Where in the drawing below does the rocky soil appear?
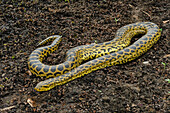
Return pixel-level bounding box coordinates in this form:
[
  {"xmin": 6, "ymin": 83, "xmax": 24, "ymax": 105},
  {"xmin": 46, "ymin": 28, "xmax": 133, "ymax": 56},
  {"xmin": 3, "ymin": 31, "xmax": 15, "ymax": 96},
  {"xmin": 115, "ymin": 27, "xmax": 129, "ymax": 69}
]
[{"xmin": 0, "ymin": 0, "xmax": 169, "ymax": 112}]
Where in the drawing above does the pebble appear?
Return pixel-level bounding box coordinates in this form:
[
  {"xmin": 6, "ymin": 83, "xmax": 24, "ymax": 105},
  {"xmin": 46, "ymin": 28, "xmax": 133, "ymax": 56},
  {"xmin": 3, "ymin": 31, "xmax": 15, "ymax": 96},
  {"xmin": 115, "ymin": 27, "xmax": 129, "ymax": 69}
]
[
  {"xmin": 143, "ymin": 61, "xmax": 150, "ymax": 65},
  {"xmin": 102, "ymin": 96, "xmax": 110, "ymax": 103}
]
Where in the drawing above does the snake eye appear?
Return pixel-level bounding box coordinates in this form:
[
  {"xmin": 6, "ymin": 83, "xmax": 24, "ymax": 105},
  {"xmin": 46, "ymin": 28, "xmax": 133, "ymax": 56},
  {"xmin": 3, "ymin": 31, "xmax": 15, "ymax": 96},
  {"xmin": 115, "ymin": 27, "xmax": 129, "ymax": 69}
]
[{"xmin": 42, "ymin": 85, "xmax": 49, "ymax": 88}]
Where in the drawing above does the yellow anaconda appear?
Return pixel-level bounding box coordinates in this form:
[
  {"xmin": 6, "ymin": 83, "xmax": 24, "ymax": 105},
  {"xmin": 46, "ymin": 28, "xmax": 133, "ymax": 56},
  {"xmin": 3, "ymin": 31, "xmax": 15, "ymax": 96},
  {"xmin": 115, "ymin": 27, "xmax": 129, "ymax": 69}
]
[{"xmin": 28, "ymin": 22, "xmax": 161, "ymax": 91}]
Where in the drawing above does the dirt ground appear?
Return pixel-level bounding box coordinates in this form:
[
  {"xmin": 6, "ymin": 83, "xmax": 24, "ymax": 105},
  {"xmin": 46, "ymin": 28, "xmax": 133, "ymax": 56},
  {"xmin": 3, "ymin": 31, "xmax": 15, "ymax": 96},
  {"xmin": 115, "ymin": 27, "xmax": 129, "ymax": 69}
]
[{"xmin": 0, "ymin": 0, "xmax": 169, "ymax": 112}]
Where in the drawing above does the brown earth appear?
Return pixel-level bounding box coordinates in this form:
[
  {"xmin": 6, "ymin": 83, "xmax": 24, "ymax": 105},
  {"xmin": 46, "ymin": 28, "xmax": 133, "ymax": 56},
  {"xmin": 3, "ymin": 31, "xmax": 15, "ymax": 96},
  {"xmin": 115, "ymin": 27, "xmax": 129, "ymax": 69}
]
[{"xmin": 0, "ymin": 0, "xmax": 169, "ymax": 112}]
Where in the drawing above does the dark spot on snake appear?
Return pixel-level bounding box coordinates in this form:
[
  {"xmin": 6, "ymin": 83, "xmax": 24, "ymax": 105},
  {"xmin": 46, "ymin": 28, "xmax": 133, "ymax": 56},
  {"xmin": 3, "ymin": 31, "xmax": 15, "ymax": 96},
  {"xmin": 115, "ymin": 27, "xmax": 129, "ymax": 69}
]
[
  {"xmin": 94, "ymin": 45, "xmax": 100, "ymax": 47},
  {"xmin": 131, "ymin": 49, "xmax": 135, "ymax": 53},
  {"xmin": 107, "ymin": 48, "xmax": 112, "ymax": 52},
  {"xmin": 47, "ymin": 73, "xmax": 53, "ymax": 76},
  {"xmin": 133, "ymin": 24, "xmax": 137, "ymax": 27},
  {"xmin": 37, "ymin": 49, "xmax": 44, "ymax": 52},
  {"xmin": 100, "ymin": 53, "xmax": 104, "ymax": 56},
  {"xmin": 105, "ymin": 42, "xmax": 111, "ymax": 45},
  {"xmin": 130, "ymin": 46, "xmax": 136, "ymax": 50},
  {"xmin": 105, "ymin": 58, "xmax": 110, "ymax": 61},
  {"xmin": 67, "ymin": 56, "xmax": 75, "ymax": 61},
  {"xmin": 39, "ymin": 71, "xmax": 44, "ymax": 75},
  {"xmin": 139, "ymin": 41, "xmax": 144, "ymax": 44},
  {"xmin": 98, "ymin": 60, "xmax": 103, "ymax": 64},
  {"xmin": 43, "ymin": 66, "xmax": 49, "ymax": 72},
  {"xmin": 154, "ymin": 29, "xmax": 158, "ymax": 32},
  {"xmin": 81, "ymin": 68, "xmax": 86, "ymax": 71},
  {"xmin": 32, "ymin": 64, "xmax": 37, "ymax": 68},
  {"xmin": 64, "ymin": 62, "xmax": 70, "ymax": 68},
  {"xmin": 71, "ymin": 58, "xmax": 75, "ymax": 62},
  {"xmin": 124, "ymin": 52, "xmax": 129, "ymax": 55},
  {"xmin": 70, "ymin": 63, "xmax": 74, "ymax": 67},
  {"xmin": 99, "ymin": 57, "xmax": 105, "ymax": 61},
  {"xmin": 118, "ymin": 51, "xmax": 123, "ymax": 54},
  {"xmin": 54, "ymin": 72, "xmax": 61, "ymax": 76},
  {"xmin": 105, "ymin": 55, "xmax": 111, "ymax": 58},
  {"xmin": 91, "ymin": 63, "xmax": 96, "ymax": 66},
  {"xmin": 93, "ymin": 59, "xmax": 98, "ymax": 63},
  {"xmin": 48, "ymin": 46, "xmax": 52, "ymax": 49},
  {"xmin": 34, "ymin": 70, "xmax": 38, "ymax": 75},
  {"xmin": 71, "ymin": 69, "xmax": 76, "ymax": 73},
  {"xmin": 63, "ymin": 69, "xmax": 69, "ymax": 74},
  {"xmin": 58, "ymin": 65, "xmax": 64, "ymax": 71},
  {"xmin": 111, "ymin": 53, "xmax": 117, "ymax": 56},
  {"xmin": 86, "ymin": 62, "xmax": 92, "ymax": 66},
  {"xmin": 124, "ymin": 48, "xmax": 130, "ymax": 52},
  {"xmin": 140, "ymin": 44, "xmax": 144, "ymax": 47},
  {"xmin": 128, "ymin": 26, "xmax": 132, "ymax": 29},
  {"xmin": 85, "ymin": 66, "xmax": 89, "ymax": 68},
  {"xmin": 117, "ymin": 55, "xmax": 121, "ymax": 58},
  {"xmin": 36, "ymin": 66, "xmax": 42, "ymax": 71},
  {"xmin": 74, "ymin": 56, "xmax": 78, "ymax": 60},
  {"xmin": 64, "ymin": 74, "xmax": 70, "ymax": 78},
  {"xmin": 154, "ymin": 34, "xmax": 158, "ymax": 37},
  {"xmin": 136, "ymin": 44, "xmax": 139, "ymax": 46},
  {"xmin": 143, "ymin": 37, "xmax": 148, "ymax": 40},
  {"xmin": 59, "ymin": 77, "xmax": 64, "ymax": 81},
  {"xmin": 118, "ymin": 33, "xmax": 123, "ymax": 36},
  {"xmin": 68, "ymin": 54, "xmax": 75, "ymax": 59},
  {"xmin": 101, "ymin": 49, "xmax": 106, "ymax": 52},
  {"xmin": 76, "ymin": 69, "xmax": 81, "ymax": 73},
  {"xmin": 51, "ymin": 67, "xmax": 56, "ymax": 72},
  {"xmin": 147, "ymin": 35, "xmax": 152, "ymax": 37},
  {"xmin": 44, "ymin": 48, "xmax": 48, "ymax": 50}
]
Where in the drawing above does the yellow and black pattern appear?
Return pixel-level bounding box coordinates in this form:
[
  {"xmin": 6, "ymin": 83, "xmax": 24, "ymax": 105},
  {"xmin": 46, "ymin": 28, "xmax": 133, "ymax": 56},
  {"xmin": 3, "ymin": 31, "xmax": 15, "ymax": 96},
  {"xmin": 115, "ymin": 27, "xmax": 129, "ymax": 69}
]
[{"xmin": 28, "ymin": 22, "xmax": 161, "ymax": 91}]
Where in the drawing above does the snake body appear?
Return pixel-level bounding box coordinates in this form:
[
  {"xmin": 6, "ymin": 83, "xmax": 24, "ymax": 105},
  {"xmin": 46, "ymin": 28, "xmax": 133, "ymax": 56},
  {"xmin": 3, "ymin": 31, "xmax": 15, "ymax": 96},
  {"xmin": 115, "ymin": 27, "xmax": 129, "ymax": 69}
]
[{"xmin": 28, "ymin": 22, "xmax": 161, "ymax": 91}]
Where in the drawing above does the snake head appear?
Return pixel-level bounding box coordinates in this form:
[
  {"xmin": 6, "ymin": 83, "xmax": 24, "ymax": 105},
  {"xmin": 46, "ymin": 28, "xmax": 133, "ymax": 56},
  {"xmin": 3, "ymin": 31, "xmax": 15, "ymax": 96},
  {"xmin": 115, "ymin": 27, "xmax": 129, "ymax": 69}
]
[{"xmin": 34, "ymin": 79, "xmax": 56, "ymax": 92}]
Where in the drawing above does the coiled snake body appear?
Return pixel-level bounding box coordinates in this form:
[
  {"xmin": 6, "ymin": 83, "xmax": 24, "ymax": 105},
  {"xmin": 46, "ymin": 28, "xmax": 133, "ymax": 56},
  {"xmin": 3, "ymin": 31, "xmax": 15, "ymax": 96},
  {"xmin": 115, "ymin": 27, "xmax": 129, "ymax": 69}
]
[{"xmin": 28, "ymin": 22, "xmax": 161, "ymax": 91}]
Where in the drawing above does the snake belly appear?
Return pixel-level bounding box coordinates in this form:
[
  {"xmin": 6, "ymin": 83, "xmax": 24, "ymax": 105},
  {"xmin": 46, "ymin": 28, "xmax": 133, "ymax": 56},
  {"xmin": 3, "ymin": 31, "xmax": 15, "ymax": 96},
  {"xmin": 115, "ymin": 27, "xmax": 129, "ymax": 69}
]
[{"xmin": 28, "ymin": 22, "xmax": 161, "ymax": 91}]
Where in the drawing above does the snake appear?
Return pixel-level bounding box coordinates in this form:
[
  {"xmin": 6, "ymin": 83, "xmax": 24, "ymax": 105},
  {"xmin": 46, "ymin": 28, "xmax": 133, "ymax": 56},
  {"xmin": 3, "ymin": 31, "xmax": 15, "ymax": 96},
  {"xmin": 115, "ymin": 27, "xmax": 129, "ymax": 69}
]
[{"xmin": 28, "ymin": 22, "xmax": 161, "ymax": 91}]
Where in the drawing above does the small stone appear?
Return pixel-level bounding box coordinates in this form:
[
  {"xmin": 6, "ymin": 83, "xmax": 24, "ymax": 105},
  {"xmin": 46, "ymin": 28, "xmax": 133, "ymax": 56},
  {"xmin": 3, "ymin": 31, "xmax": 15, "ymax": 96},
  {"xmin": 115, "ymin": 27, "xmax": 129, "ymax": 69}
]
[
  {"xmin": 143, "ymin": 61, "xmax": 150, "ymax": 65},
  {"xmin": 102, "ymin": 96, "xmax": 110, "ymax": 103},
  {"xmin": 2, "ymin": 73, "xmax": 6, "ymax": 77},
  {"xmin": 163, "ymin": 54, "xmax": 170, "ymax": 58},
  {"xmin": 27, "ymin": 98, "xmax": 36, "ymax": 107},
  {"xmin": 27, "ymin": 70, "xmax": 32, "ymax": 76}
]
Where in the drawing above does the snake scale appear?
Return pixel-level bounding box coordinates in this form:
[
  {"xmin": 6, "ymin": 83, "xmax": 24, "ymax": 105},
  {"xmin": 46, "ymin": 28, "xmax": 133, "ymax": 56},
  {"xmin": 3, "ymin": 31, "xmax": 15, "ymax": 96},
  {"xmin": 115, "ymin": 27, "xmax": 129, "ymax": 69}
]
[{"xmin": 28, "ymin": 22, "xmax": 161, "ymax": 91}]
